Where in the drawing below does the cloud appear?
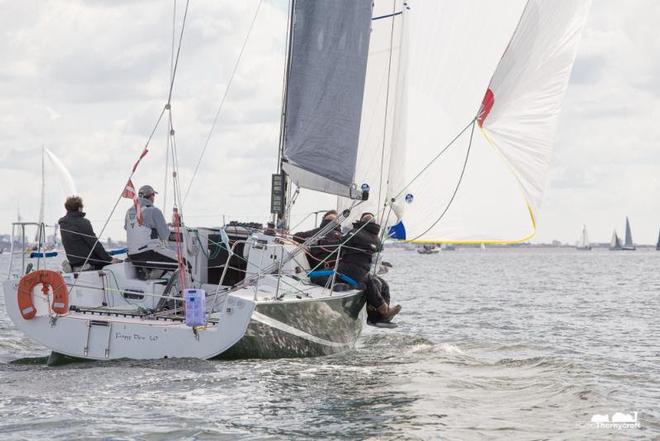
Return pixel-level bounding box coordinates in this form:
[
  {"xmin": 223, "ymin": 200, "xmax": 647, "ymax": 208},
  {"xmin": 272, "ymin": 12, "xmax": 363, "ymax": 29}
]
[
  {"xmin": 537, "ymin": 0, "xmax": 660, "ymax": 243},
  {"xmin": 0, "ymin": 0, "xmax": 658, "ymax": 245}
]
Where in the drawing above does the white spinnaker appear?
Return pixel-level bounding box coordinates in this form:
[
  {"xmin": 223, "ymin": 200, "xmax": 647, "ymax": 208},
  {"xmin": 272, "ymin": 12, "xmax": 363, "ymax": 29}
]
[
  {"xmin": 478, "ymin": 0, "xmax": 592, "ymax": 221},
  {"xmin": 337, "ymin": 0, "xmax": 405, "ymax": 225},
  {"xmin": 393, "ymin": 0, "xmax": 589, "ymax": 242}
]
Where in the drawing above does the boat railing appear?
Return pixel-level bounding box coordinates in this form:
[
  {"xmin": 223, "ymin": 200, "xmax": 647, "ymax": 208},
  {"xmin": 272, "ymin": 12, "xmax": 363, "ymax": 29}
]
[
  {"xmin": 211, "ymin": 237, "xmax": 344, "ymax": 307},
  {"xmin": 5, "ymin": 222, "xmax": 63, "ymax": 280}
]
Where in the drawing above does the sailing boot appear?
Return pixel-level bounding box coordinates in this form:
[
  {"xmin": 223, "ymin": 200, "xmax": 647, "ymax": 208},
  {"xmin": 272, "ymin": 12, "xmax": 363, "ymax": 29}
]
[
  {"xmin": 366, "ymin": 304, "xmax": 380, "ymax": 324},
  {"xmin": 376, "ymin": 303, "xmax": 401, "ymax": 323}
]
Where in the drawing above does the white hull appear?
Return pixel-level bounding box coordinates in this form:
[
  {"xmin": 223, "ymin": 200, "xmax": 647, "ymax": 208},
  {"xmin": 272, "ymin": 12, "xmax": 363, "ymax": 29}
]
[
  {"xmin": 4, "ymin": 231, "xmax": 365, "ymax": 362},
  {"xmin": 3, "ymin": 278, "xmax": 254, "ymax": 361}
]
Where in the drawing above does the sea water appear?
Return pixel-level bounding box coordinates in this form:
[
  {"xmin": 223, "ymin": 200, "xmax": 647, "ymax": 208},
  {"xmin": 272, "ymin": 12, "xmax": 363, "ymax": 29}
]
[{"xmin": 0, "ymin": 248, "xmax": 658, "ymax": 440}]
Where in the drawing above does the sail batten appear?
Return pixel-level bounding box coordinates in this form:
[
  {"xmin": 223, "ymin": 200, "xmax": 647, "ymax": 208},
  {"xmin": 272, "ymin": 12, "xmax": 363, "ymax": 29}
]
[{"xmin": 282, "ymin": 0, "xmax": 373, "ymax": 198}]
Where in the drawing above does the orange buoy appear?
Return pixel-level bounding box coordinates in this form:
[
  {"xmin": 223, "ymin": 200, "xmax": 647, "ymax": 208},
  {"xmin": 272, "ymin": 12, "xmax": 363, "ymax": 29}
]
[{"xmin": 17, "ymin": 270, "xmax": 69, "ymax": 320}]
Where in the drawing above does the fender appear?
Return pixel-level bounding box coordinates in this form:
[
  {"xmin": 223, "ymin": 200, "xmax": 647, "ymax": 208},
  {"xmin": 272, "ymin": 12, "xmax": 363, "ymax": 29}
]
[{"xmin": 17, "ymin": 270, "xmax": 69, "ymax": 320}]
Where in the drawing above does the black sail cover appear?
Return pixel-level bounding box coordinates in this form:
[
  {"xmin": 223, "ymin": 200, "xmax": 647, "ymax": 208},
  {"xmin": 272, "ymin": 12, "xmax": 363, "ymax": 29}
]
[{"xmin": 282, "ymin": 0, "xmax": 372, "ymax": 198}]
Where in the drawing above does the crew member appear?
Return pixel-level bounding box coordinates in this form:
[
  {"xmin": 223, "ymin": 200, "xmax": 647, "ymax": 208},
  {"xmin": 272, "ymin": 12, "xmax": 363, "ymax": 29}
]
[
  {"xmin": 293, "ymin": 210, "xmax": 342, "ymax": 271},
  {"xmin": 59, "ymin": 196, "xmax": 119, "ymax": 271},
  {"xmin": 338, "ymin": 212, "xmax": 401, "ymax": 324},
  {"xmin": 125, "ymin": 185, "xmax": 178, "ymax": 273}
]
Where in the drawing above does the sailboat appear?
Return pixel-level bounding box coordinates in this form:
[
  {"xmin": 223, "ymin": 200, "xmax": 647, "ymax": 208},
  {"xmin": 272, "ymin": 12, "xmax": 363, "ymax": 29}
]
[
  {"xmin": 576, "ymin": 225, "xmax": 591, "ymax": 250},
  {"xmin": 416, "ymin": 244, "xmax": 438, "ymax": 254},
  {"xmin": 656, "ymin": 228, "xmax": 660, "ymax": 251},
  {"xmin": 3, "ymin": 0, "xmax": 590, "ymax": 363},
  {"xmin": 622, "ymin": 217, "xmax": 636, "ymax": 250},
  {"xmin": 609, "ymin": 230, "xmax": 622, "ymax": 250}
]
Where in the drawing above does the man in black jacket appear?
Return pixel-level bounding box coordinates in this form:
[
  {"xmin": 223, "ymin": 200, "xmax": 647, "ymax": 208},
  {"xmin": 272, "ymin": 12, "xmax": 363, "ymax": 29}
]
[
  {"xmin": 338, "ymin": 212, "xmax": 401, "ymax": 324},
  {"xmin": 59, "ymin": 196, "xmax": 118, "ymax": 271},
  {"xmin": 293, "ymin": 210, "xmax": 342, "ymax": 271}
]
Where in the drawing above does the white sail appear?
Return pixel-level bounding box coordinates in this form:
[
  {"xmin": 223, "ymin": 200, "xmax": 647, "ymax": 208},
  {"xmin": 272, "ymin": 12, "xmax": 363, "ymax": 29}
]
[
  {"xmin": 577, "ymin": 224, "xmax": 590, "ymax": 249},
  {"xmin": 623, "ymin": 217, "xmax": 635, "ymax": 249},
  {"xmin": 383, "ymin": 0, "xmax": 590, "ymax": 243},
  {"xmin": 337, "ymin": 0, "xmax": 407, "ymax": 225},
  {"xmin": 45, "ymin": 147, "xmax": 78, "ymax": 196}
]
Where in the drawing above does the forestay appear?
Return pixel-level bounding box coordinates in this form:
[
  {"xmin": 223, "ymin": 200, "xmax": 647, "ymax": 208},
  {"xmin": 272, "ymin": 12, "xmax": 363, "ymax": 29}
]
[
  {"xmin": 385, "ymin": 0, "xmax": 590, "ymax": 242},
  {"xmin": 282, "ymin": 0, "xmax": 372, "ymax": 198},
  {"xmin": 337, "ymin": 0, "xmax": 407, "ymax": 224}
]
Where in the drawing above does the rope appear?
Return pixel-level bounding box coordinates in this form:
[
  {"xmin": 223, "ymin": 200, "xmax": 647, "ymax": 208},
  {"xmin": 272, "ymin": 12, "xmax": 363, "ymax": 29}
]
[
  {"xmin": 392, "ymin": 117, "xmax": 475, "ymax": 202},
  {"xmin": 408, "ymin": 120, "xmax": 476, "ymax": 241},
  {"xmin": 183, "ymin": 0, "xmax": 264, "ymax": 205}
]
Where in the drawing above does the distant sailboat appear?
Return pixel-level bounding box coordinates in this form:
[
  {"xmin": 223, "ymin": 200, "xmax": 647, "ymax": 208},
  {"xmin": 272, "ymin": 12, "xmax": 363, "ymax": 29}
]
[
  {"xmin": 416, "ymin": 244, "xmax": 438, "ymax": 254},
  {"xmin": 656, "ymin": 228, "xmax": 660, "ymax": 251},
  {"xmin": 576, "ymin": 224, "xmax": 591, "ymax": 250},
  {"xmin": 609, "ymin": 230, "xmax": 622, "ymax": 251},
  {"xmin": 622, "ymin": 217, "xmax": 636, "ymax": 251},
  {"xmin": 480, "ymin": 243, "xmax": 486, "ymax": 251},
  {"xmin": 441, "ymin": 243, "xmax": 456, "ymax": 251}
]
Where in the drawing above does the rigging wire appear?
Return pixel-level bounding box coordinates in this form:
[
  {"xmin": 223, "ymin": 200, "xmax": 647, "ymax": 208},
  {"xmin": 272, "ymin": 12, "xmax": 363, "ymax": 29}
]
[
  {"xmin": 77, "ymin": 0, "xmax": 191, "ymax": 273},
  {"xmin": 391, "ymin": 117, "xmax": 476, "ymax": 201},
  {"xmin": 408, "ymin": 120, "xmax": 476, "ymax": 242},
  {"xmin": 76, "ymin": 106, "xmax": 167, "ymax": 273},
  {"xmin": 375, "ymin": 0, "xmax": 399, "ymax": 226},
  {"xmin": 163, "ymin": 0, "xmax": 178, "ymax": 215},
  {"xmin": 182, "ymin": 0, "xmax": 264, "ymax": 206},
  {"xmin": 167, "ymin": 0, "xmax": 190, "ymax": 106}
]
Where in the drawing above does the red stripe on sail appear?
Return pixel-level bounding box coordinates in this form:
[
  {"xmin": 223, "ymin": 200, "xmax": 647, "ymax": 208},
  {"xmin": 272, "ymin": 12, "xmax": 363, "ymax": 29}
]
[{"xmin": 477, "ymin": 88, "xmax": 494, "ymax": 128}]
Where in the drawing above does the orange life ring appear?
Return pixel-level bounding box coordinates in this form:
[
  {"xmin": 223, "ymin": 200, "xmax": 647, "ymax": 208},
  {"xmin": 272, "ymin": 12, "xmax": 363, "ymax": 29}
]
[{"xmin": 17, "ymin": 270, "xmax": 69, "ymax": 320}]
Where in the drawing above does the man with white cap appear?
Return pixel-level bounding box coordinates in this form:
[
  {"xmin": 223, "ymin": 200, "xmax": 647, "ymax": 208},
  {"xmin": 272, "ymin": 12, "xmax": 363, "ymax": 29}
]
[{"xmin": 124, "ymin": 184, "xmax": 178, "ymax": 274}]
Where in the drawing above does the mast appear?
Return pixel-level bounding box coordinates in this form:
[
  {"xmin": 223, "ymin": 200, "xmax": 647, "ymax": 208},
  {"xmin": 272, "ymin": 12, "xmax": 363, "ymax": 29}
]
[
  {"xmin": 38, "ymin": 146, "xmax": 45, "ymax": 227},
  {"xmin": 35, "ymin": 146, "xmax": 46, "ymax": 245},
  {"xmin": 273, "ymin": 0, "xmax": 296, "ymax": 229}
]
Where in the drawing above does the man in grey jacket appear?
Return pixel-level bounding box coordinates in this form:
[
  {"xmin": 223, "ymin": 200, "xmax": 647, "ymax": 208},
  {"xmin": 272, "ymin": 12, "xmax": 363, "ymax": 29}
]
[{"xmin": 125, "ymin": 185, "xmax": 178, "ymax": 273}]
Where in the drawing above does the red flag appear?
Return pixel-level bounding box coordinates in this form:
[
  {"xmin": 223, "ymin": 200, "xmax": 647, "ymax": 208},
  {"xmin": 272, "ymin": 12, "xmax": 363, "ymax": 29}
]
[
  {"xmin": 122, "ymin": 179, "xmax": 143, "ymax": 225},
  {"xmin": 122, "ymin": 179, "xmax": 136, "ymax": 199}
]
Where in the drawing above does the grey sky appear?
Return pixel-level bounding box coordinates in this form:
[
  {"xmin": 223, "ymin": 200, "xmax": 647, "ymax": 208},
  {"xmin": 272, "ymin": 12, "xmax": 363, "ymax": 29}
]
[{"xmin": 0, "ymin": 0, "xmax": 658, "ymax": 244}]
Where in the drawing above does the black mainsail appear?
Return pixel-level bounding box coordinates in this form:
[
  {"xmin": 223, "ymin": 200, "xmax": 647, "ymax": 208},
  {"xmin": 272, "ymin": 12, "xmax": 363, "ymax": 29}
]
[{"xmin": 281, "ymin": 0, "xmax": 372, "ymax": 199}]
